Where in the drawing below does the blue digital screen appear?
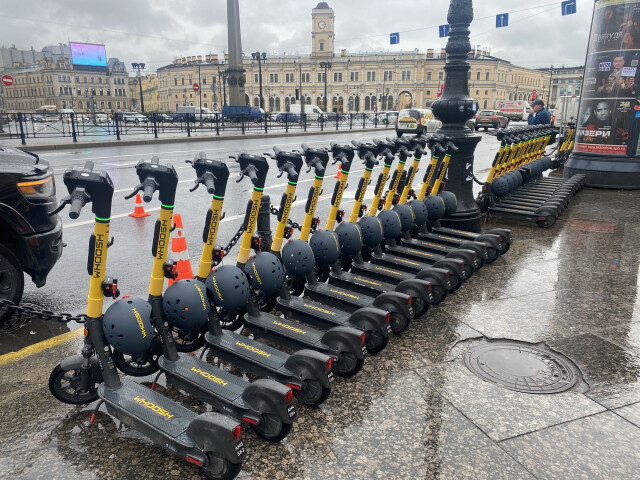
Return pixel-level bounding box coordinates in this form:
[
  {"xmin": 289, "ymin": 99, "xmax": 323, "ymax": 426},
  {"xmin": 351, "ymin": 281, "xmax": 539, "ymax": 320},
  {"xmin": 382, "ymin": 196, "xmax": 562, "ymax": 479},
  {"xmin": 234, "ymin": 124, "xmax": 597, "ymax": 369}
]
[{"xmin": 70, "ymin": 42, "xmax": 107, "ymax": 67}]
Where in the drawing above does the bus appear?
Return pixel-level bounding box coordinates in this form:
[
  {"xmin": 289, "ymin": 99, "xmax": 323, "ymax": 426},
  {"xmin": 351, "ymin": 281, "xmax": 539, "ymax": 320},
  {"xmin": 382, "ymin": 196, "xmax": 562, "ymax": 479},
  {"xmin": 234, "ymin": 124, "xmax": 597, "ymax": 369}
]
[{"xmin": 34, "ymin": 105, "xmax": 59, "ymax": 121}]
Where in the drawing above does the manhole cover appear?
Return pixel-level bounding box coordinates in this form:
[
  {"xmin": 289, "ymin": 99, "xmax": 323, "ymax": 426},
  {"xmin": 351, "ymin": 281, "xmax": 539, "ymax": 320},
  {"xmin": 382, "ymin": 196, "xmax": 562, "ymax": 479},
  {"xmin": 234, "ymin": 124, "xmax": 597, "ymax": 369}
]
[{"xmin": 463, "ymin": 342, "xmax": 580, "ymax": 394}]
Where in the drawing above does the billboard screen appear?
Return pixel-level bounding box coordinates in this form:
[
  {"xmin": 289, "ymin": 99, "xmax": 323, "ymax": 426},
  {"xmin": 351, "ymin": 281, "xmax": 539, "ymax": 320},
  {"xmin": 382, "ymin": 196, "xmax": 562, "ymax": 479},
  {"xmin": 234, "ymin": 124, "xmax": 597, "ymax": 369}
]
[{"xmin": 69, "ymin": 42, "xmax": 107, "ymax": 68}]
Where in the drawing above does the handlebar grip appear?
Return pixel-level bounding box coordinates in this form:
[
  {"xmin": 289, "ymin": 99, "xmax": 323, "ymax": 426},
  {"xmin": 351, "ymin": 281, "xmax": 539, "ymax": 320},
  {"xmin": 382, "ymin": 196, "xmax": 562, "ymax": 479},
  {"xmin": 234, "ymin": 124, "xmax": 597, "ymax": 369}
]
[
  {"xmin": 247, "ymin": 169, "xmax": 259, "ymax": 185},
  {"xmin": 204, "ymin": 175, "xmax": 216, "ymax": 194},
  {"xmin": 143, "ymin": 183, "xmax": 156, "ymax": 202},
  {"xmin": 150, "ymin": 156, "xmax": 160, "ymax": 164},
  {"xmin": 69, "ymin": 195, "xmax": 85, "ymax": 219},
  {"xmin": 273, "ymin": 146, "xmax": 282, "ymax": 154},
  {"xmin": 83, "ymin": 161, "xmax": 94, "ymax": 172},
  {"xmin": 287, "ymin": 166, "xmax": 299, "ymax": 181},
  {"xmin": 301, "ymin": 143, "xmax": 310, "ymax": 152}
]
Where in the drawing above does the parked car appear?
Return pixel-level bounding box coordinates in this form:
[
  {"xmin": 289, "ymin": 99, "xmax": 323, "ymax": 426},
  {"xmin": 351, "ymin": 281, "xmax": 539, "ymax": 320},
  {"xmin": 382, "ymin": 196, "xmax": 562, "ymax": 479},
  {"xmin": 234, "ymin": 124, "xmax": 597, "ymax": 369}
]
[
  {"xmin": 275, "ymin": 112, "xmax": 300, "ymax": 123},
  {"xmin": 153, "ymin": 113, "xmax": 172, "ymax": 123},
  {"xmin": 120, "ymin": 112, "xmax": 149, "ymax": 124},
  {"xmin": 94, "ymin": 113, "xmax": 110, "ymax": 124},
  {"xmin": 474, "ymin": 110, "xmax": 509, "ymax": 130},
  {"xmin": 0, "ymin": 147, "xmax": 63, "ymax": 326},
  {"xmin": 396, "ymin": 108, "xmax": 441, "ymax": 136},
  {"xmin": 378, "ymin": 111, "xmax": 399, "ymax": 125}
]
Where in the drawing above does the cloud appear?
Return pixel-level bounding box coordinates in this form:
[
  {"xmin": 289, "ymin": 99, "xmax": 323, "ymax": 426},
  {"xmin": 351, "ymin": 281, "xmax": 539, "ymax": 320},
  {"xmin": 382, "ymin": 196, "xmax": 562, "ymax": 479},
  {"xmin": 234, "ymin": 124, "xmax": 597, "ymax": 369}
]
[{"xmin": 0, "ymin": 0, "xmax": 592, "ymax": 71}]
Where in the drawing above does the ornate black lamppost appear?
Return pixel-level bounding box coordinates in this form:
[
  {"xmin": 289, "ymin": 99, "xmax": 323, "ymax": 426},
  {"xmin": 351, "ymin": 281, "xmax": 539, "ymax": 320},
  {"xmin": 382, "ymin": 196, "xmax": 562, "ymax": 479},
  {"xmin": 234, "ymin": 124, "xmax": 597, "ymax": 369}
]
[{"xmin": 431, "ymin": 0, "xmax": 483, "ymax": 232}]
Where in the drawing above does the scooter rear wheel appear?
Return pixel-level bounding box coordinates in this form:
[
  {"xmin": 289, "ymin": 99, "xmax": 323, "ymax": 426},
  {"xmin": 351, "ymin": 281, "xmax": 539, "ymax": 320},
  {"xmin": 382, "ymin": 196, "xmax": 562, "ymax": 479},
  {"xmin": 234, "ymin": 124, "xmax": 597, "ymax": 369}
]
[
  {"xmin": 49, "ymin": 364, "xmax": 99, "ymax": 405},
  {"xmin": 202, "ymin": 452, "xmax": 241, "ymax": 480},
  {"xmin": 365, "ymin": 331, "xmax": 389, "ymax": 355},
  {"xmin": 389, "ymin": 312, "xmax": 410, "ymax": 335},
  {"xmin": 251, "ymin": 413, "xmax": 293, "ymax": 443},
  {"xmin": 294, "ymin": 379, "xmax": 331, "ymax": 407},
  {"xmin": 333, "ymin": 352, "xmax": 365, "ymax": 378}
]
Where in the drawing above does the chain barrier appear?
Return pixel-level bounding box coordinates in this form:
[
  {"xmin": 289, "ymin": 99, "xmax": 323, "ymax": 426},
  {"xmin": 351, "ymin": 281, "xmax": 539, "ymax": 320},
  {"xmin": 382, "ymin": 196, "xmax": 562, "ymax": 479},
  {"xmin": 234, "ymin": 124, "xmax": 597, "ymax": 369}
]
[
  {"xmin": 269, "ymin": 205, "xmax": 301, "ymax": 231},
  {"xmin": 0, "ymin": 298, "xmax": 87, "ymax": 331}
]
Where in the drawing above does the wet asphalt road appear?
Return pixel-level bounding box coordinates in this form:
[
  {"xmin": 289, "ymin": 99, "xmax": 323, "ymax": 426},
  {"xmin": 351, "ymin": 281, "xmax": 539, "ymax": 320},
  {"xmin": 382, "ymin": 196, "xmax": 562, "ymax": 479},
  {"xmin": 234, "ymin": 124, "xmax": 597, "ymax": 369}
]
[{"xmin": 3, "ymin": 126, "xmax": 508, "ymax": 352}]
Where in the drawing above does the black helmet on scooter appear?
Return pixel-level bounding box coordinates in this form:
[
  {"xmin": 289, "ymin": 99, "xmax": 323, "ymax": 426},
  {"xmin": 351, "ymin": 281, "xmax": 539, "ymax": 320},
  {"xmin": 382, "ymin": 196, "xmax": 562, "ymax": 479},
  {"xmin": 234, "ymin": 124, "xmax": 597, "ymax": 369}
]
[
  {"xmin": 103, "ymin": 297, "xmax": 154, "ymax": 355},
  {"xmin": 392, "ymin": 204, "xmax": 415, "ymax": 232},
  {"xmin": 377, "ymin": 210, "xmax": 402, "ymax": 239},
  {"xmin": 309, "ymin": 230, "xmax": 341, "ymax": 265},
  {"xmin": 162, "ymin": 279, "xmax": 209, "ymax": 330},
  {"xmin": 407, "ymin": 199, "xmax": 428, "ymax": 226},
  {"xmin": 335, "ymin": 222, "xmax": 363, "ymax": 255},
  {"xmin": 438, "ymin": 191, "xmax": 458, "ymax": 217},
  {"xmin": 245, "ymin": 252, "xmax": 285, "ymax": 296},
  {"xmin": 357, "ymin": 216, "xmax": 384, "ymax": 247},
  {"xmin": 206, "ymin": 265, "xmax": 250, "ymax": 314},
  {"xmin": 425, "ymin": 196, "xmax": 446, "ymax": 220},
  {"xmin": 281, "ymin": 240, "xmax": 315, "ymax": 277}
]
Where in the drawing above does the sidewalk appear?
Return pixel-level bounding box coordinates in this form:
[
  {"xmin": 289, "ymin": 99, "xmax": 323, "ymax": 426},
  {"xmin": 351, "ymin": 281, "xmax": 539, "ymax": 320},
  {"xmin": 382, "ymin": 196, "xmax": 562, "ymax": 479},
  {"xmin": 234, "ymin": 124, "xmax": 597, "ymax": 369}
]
[{"xmin": 1, "ymin": 183, "xmax": 639, "ymax": 479}]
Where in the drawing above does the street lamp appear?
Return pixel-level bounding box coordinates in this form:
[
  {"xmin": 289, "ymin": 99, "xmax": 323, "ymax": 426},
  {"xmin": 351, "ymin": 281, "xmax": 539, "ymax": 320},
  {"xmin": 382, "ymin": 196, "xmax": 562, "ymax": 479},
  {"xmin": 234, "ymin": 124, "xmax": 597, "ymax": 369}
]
[
  {"xmin": 294, "ymin": 59, "xmax": 305, "ymax": 115},
  {"xmin": 131, "ymin": 62, "xmax": 146, "ymax": 113},
  {"xmin": 320, "ymin": 61, "xmax": 332, "ymax": 113},
  {"xmin": 251, "ymin": 52, "xmax": 266, "ymax": 110},
  {"xmin": 547, "ymin": 65, "xmax": 554, "ymax": 109}
]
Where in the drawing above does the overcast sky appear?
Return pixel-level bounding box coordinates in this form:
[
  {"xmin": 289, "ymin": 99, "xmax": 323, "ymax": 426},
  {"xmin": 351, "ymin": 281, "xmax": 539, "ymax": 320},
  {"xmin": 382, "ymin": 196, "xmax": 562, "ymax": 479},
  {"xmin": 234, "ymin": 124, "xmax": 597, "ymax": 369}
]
[{"xmin": 1, "ymin": 0, "xmax": 592, "ymax": 72}]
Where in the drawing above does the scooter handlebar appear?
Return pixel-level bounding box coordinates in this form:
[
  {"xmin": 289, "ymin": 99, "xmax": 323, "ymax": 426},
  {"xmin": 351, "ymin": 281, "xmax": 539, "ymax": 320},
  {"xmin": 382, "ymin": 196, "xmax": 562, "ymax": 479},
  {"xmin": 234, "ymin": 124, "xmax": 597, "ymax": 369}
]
[
  {"xmin": 142, "ymin": 182, "xmax": 156, "ymax": 202},
  {"xmin": 69, "ymin": 193, "xmax": 86, "ymax": 219}
]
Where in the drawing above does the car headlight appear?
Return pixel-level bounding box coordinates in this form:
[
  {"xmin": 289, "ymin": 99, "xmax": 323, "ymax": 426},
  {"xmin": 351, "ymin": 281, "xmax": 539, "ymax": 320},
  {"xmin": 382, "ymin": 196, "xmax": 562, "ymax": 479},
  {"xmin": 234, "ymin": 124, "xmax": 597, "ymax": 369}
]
[{"xmin": 17, "ymin": 174, "xmax": 55, "ymax": 198}]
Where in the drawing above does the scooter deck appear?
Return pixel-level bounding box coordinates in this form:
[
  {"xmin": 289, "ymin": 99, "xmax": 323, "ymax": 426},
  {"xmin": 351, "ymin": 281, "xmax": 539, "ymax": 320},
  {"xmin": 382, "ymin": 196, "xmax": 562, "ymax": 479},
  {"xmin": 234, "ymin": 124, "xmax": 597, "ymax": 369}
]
[
  {"xmin": 349, "ymin": 260, "xmax": 415, "ymax": 283},
  {"xmin": 330, "ymin": 269, "xmax": 402, "ymax": 295},
  {"xmin": 99, "ymin": 378, "xmax": 195, "ymax": 441},
  {"xmin": 159, "ymin": 354, "xmax": 250, "ymax": 405},
  {"xmin": 205, "ymin": 330, "xmax": 292, "ymax": 375},
  {"xmin": 304, "ymin": 282, "xmax": 372, "ymax": 312},
  {"xmin": 418, "ymin": 230, "xmax": 475, "ymax": 247},
  {"xmin": 244, "ymin": 312, "xmax": 327, "ymax": 349},
  {"xmin": 278, "ymin": 296, "xmax": 354, "ymax": 329}
]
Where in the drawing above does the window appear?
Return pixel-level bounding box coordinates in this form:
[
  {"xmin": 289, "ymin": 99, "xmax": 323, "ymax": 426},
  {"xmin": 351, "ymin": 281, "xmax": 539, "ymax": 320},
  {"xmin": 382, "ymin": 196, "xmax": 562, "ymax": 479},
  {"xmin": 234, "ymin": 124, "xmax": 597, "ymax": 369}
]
[
  {"xmin": 202, "ymin": 76, "xmax": 207, "ymax": 85},
  {"xmin": 269, "ymin": 73, "xmax": 278, "ymax": 83},
  {"xmin": 99, "ymin": 88, "xmax": 103, "ymax": 96},
  {"xmin": 333, "ymin": 72, "xmax": 342, "ymax": 82},
  {"xmin": 350, "ymin": 71, "xmax": 359, "ymax": 82},
  {"xmin": 181, "ymin": 78, "xmax": 185, "ymax": 86},
  {"xmin": 476, "ymin": 71, "xmax": 481, "ymax": 80},
  {"xmin": 84, "ymin": 76, "xmax": 87, "ymax": 83},
  {"xmin": 99, "ymin": 77, "xmax": 102, "ymax": 84},
  {"xmin": 426, "ymin": 90, "xmax": 431, "ymax": 95},
  {"xmin": 91, "ymin": 88, "xmax": 96, "ymax": 95},
  {"xmin": 255, "ymin": 73, "xmax": 259, "ymax": 83},
  {"xmin": 367, "ymin": 71, "xmax": 376, "ymax": 82},
  {"xmin": 285, "ymin": 73, "xmax": 295, "ymax": 83},
  {"xmin": 107, "ymin": 89, "xmax": 110, "ymax": 96},
  {"xmin": 302, "ymin": 72, "xmax": 310, "ymax": 82},
  {"xmin": 384, "ymin": 70, "xmax": 393, "ymax": 82},
  {"xmin": 485, "ymin": 90, "xmax": 488, "ymax": 95},
  {"xmin": 318, "ymin": 72, "xmax": 326, "ymax": 82},
  {"xmin": 401, "ymin": 70, "xmax": 411, "ymax": 81},
  {"xmin": 438, "ymin": 71, "xmax": 444, "ymax": 81},
  {"xmin": 91, "ymin": 77, "xmax": 95, "ymax": 83},
  {"xmin": 319, "ymin": 41, "xmax": 325, "ymax": 51},
  {"xmin": 427, "ymin": 71, "xmax": 432, "ymax": 81}
]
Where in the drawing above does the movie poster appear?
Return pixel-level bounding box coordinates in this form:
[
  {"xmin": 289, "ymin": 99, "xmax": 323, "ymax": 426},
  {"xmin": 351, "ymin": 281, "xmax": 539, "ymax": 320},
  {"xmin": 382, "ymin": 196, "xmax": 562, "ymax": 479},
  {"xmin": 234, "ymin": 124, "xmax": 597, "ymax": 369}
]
[{"xmin": 576, "ymin": 0, "xmax": 640, "ymax": 156}]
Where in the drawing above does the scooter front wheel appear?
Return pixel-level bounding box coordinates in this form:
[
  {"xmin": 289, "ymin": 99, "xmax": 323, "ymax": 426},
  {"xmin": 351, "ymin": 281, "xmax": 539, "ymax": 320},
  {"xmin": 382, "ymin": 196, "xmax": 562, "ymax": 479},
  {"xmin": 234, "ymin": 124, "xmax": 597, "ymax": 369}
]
[
  {"xmin": 251, "ymin": 413, "xmax": 293, "ymax": 443},
  {"xmin": 113, "ymin": 350, "xmax": 160, "ymax": 376},
  {"xmin": 172, "ymin": 326, "xmax": 206, "ymax": 352},
  {"xmin": 202, "ymin": 452, "xmax": 241, "ymax": 480},
  {"xmin": 49, "ymin": 364, "xmax": 99, "ymax": 405}
]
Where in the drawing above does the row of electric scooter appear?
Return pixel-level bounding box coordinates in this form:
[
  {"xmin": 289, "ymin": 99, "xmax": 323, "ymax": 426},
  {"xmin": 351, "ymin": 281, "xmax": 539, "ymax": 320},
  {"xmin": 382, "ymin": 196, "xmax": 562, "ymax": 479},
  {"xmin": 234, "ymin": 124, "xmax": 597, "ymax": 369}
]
[
  {"xmin": 47, "ymin": 134, "xmax": 512, "ymax": 479},
  {"xmin": 477, "ymin": 124, "xmax": 585, "ymax": 228}
]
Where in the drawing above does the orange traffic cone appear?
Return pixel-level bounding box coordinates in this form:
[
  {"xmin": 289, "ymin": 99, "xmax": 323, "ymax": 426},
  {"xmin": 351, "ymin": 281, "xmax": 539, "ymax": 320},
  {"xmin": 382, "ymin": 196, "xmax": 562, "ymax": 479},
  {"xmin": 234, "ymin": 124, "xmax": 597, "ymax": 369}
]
[
  {"xmin": 334, "ymin": 162, "xmax": 342, "ymax": 179},
  {"xmin": 129, "ymin": 194, "xmax": 150, "ymax": 218},
  {"xmin": 168, "ymin": 213, "xmax": 194, "ymax": 285}
]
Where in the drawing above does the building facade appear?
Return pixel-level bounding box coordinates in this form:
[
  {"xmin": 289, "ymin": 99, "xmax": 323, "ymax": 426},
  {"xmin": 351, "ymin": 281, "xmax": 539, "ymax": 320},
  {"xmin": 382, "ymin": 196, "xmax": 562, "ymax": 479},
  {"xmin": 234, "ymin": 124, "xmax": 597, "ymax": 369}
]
[
  {"xmin": 2, "ymin": 52, "xmax": 131, "ymax": 113},
  {"xmin": 544, "ymin": 65, "xmax": 584, "ymax": 110},
  {"xmin": 156, "ymin": 3, "xmax": 550, "ymax": 114}
]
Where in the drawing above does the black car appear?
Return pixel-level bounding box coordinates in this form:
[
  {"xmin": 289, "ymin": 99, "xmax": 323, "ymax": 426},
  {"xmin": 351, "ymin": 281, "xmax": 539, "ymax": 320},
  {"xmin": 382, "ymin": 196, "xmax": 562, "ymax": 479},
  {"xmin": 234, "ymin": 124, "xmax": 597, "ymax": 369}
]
[{"xmin": 0, "ymin": 147, "xmax": 63, "ymax": 326}]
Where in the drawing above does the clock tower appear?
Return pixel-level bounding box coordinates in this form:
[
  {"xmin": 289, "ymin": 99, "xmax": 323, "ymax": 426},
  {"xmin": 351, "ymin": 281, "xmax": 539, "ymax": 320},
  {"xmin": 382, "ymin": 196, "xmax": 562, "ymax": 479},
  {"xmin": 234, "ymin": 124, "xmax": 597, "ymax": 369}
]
[{"xmin": 311, "ymin": 2, "xmax": 334, "ymax": 58}]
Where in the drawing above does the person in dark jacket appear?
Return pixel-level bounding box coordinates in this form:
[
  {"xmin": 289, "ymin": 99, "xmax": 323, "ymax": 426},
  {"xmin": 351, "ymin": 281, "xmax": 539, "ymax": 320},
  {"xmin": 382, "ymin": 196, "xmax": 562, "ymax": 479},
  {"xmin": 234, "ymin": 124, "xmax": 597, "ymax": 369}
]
[{"xmin": 527, "ymin": 99, "xmax": 552, "ymax": 125}]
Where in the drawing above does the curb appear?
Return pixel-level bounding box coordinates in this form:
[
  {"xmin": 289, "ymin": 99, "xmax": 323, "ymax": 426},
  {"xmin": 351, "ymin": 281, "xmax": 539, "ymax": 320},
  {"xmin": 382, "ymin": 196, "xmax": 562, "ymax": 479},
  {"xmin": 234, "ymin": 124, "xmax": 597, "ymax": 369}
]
[{"xmin": 10, "ymin": 127, "xmax": 395, "ymax": 152}]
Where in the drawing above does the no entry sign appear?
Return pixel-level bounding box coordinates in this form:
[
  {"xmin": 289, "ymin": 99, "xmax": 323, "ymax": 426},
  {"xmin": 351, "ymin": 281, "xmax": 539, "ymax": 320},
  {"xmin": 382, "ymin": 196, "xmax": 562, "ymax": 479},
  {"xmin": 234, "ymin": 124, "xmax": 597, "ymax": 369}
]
[
  {"xmin": 1, "ymin": 75, "xmax": 14, "ymax": 87},
  {"xmin": 193, "ymin": 83, "xmax": 200, "ymax": 92}
]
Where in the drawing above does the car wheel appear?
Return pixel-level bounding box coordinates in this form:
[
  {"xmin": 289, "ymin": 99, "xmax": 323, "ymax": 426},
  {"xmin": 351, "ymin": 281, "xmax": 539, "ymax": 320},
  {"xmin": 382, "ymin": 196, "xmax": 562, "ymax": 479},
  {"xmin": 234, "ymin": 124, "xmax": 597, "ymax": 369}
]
[{"xmin": 0, "ymin": 244, "xmax": 25, "ymax": 328}]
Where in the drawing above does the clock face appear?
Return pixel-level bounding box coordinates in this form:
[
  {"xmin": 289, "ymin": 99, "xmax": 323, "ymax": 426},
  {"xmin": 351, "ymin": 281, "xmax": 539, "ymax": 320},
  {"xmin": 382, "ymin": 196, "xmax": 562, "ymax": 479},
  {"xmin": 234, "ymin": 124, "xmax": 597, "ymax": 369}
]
[{"xmin": 318, "ymin": 20, "xmax": 326, "ymax": 29}]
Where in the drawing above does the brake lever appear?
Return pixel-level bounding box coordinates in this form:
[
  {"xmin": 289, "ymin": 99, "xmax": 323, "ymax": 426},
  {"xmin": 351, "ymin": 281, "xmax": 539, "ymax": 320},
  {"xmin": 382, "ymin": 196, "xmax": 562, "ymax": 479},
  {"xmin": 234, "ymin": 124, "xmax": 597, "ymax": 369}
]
[
  {"xmin": 49, "ymin": 195, "xmax": 71, "ymax": 216},
  {"xmin": 124, "ymin": 183, "xmax": 143, "ymax": 200},
  {"xmin": 236, "ymin": 171, "xmax": 246, "ymax": 183},
  {"xmin": 189, "ymin": 179, "xmax": 201, "ymax": 192},
  {"xmin": 277, "ymin": 169, "xmax": 285, "ymax": 178}
]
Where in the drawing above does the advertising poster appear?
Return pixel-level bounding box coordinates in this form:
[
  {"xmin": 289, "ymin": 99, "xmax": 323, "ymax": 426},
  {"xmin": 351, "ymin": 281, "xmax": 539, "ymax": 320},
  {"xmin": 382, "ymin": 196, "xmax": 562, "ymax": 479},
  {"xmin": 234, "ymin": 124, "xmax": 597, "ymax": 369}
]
[{"xmin": 577, "ymin": 0, "xmax": 640, "ymax": 156}]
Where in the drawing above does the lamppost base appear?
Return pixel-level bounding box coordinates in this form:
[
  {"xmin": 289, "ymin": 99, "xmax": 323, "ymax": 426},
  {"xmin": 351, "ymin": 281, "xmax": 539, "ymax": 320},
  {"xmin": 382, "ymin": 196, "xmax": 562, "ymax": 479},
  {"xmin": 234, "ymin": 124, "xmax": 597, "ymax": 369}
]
[
  {"xmin": 564, "ymin": 153, "xmax": 640, "ymax": 189},
  {"xmin": 436, "ymin": 127, "xmax": 483, "ymax": 233}
]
